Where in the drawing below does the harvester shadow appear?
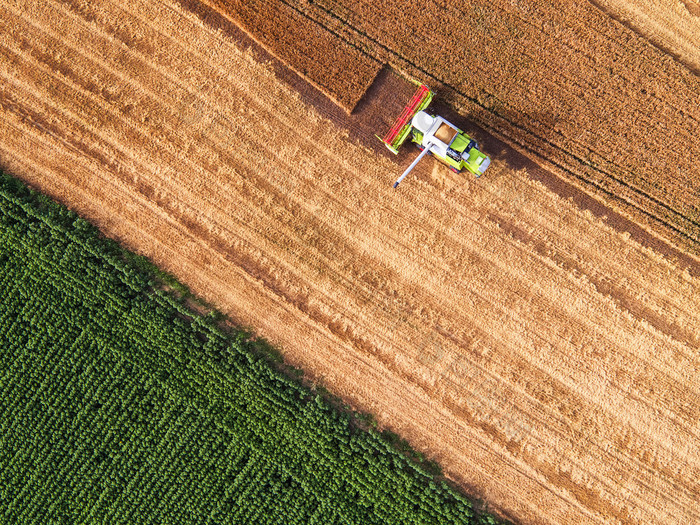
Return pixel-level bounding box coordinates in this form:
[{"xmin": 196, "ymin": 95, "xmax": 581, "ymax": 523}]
[
  {"xmin": 430, "ymin": 96, "xmax": 700, "ymax": 275},
  {"xmin": 430, "ymin": 94, "xmax": 614, "ymax": 204},
  {"xmin": 383, "ymin": 95, "xmax": 558, "ymax": 193},
  {"xmin": 430, "ymin": 98, "xmax": 554, "ymax": 178}
]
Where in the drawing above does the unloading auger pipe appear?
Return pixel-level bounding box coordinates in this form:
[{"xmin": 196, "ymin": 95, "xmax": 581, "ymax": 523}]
[{"xmin": 393, "ymin": 145, "xmax": 432, "ymax": 188}]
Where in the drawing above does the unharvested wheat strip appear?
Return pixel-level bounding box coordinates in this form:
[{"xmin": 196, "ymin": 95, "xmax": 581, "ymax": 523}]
[
  {"xmin": 197, "ymin": 0, "xmax": 381, "ymax": 112},
  {"xmin": 302, "ymin": 0, "xmax": 700, "ymax": 248}
]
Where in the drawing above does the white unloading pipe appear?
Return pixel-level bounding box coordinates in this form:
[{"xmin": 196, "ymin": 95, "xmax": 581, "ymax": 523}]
[{"xmin": 393, "ymin": 144, "xmax": 432, "ymax": 188}]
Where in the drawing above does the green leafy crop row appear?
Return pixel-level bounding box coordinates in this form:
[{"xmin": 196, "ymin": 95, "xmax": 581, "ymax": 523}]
[{"xmin": 0, "ymin": 173, "xmax": 504, "ymax": 524}]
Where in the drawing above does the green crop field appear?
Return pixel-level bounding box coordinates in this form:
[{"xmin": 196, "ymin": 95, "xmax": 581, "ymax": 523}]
[{"xmin": 0, "ymin": 173, "xmax": 503, "ymax": 524}]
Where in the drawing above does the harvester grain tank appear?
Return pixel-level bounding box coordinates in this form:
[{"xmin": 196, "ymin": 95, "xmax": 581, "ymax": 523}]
[{"xmin": 378, "ymin": 84, "xmax": 490, "ymax": 187}]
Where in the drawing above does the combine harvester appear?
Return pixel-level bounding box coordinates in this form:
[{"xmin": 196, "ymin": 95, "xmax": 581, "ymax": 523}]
[{"xmin": 379, "ymin": 84, "xmax": 491, "ymax": 188}]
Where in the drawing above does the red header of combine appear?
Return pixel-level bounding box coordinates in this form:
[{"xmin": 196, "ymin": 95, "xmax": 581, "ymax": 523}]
[{"xmin": 379, "ymin": 83, "xmax": 433, "ymax": 154}]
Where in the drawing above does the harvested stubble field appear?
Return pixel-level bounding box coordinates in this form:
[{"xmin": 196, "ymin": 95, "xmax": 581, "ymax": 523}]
[
  {"xmin": 0, "ymin": 0, "xmax": 699, "ymax": 524},
  {"xmin": 206, "ymin": 0, "xmax": 700, "ymax": 258}
]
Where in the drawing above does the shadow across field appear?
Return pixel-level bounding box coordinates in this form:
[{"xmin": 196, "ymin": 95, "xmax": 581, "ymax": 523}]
[
  {"xmin": 174, "ymin": 0, "xmax": 699, "ymax": 278},
  {"xmin": 415, "ymin": 94, "xmax": 700, "ymax": 278}
]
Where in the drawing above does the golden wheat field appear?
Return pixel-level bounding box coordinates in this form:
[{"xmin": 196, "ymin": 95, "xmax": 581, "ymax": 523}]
[
  {"xmin": 210, "ymin": 0, "xmax": 700, "ymax": 259},
  {"xmin": 591, "ymin": 0, "xmax": 700, "ymax": 74},
  {"xmin": 1, "ymin": 0, "xmax": 699, "ymax": 523}
]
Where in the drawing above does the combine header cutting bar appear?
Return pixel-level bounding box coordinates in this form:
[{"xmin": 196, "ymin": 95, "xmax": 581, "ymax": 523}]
[{"xmin": 378, "ymin": 83, "xmax": 433, "ymax": 154}]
